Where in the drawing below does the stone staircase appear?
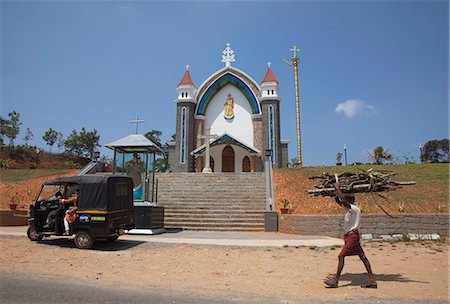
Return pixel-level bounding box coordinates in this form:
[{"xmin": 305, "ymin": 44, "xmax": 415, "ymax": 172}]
[{"xmin": 156, "ymin": 173, "xmax": 266, "ymax": 231}]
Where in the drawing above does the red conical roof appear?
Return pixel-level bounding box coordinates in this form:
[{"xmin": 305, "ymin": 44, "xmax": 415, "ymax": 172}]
[
  {"xmin": 178, "ymin": 69, "xmax": 195, "ymax": 87},
  {"xmin": 262, "ymin": 67, "xmax": 278, "ymax": 84}
]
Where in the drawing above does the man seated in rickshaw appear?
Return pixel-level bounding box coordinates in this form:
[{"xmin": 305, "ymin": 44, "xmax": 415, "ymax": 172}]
[{"xmin": 44, "ymin": 189, "xmax": 78, "ymax": 230}]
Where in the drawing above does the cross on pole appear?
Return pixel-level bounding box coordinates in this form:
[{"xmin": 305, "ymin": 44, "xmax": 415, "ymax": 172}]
[
  {"xmin": 200, "ymin": 128, "xmax": 218, "ymax": 173},
  {"xmin": 129, "ymin": 114, "xmax": 145, "ymax": 134},
  {"xmin": 290, "ymin": 45, "xmax": 299, "ymax": 58}
]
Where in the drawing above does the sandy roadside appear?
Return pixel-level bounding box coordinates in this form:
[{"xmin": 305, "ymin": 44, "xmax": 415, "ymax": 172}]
[{"xmin": 0, "ymin": 235, "xmax": 448, "ymax": 302}]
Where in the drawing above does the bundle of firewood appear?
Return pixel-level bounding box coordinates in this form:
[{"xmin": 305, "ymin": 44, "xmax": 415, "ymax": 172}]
[{"xmin": 307, "ymin": 169, "xmax": 416, "ymax": 196}]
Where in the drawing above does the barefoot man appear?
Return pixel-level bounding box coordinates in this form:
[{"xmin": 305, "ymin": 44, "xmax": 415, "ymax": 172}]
[{"xmin": 325, "ymin": 182, "xmax": 377, "ymax": 289}]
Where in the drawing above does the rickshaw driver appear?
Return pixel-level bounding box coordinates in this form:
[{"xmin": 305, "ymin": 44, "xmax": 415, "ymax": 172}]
[{"xmin": 44, "ymin": 191, "xmax": 78, "ymax": 230}]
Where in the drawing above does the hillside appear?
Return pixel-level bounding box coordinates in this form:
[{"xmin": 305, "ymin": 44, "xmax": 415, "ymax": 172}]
[
  {"xmin": 274, "ymin": 163, "xmax": 449, "ymax": 215},
  {"xmin": 1, "ymin": 163, "xmax": 448, "ymax": 214}
]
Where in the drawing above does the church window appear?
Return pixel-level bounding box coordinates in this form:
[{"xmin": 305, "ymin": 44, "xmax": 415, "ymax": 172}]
[
  {"xmin": 268, "ymin": 105, "xmax": 275, "ymax": 163},
  {"xmin": 180, "ymin": 107, "xmax": 187, "ymax": 164},
  {"xmin": 242, "ymin": 156, "xmax": 251, "ymax": 172},
  {"xmin": 267, "ymin": 90, "xmax": 270, "ymax": 95},
  {"xmin": 271, "ymin": 90, "xmax": 274, "ymax": 95}
]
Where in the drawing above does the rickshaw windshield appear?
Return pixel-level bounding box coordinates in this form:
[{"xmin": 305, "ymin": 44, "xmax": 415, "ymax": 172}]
[{"xmin": 37, "ymin": 185, "xmax": 65, "ymax": 202}]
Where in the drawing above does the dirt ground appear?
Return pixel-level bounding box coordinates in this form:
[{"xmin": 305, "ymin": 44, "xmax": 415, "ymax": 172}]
[{"xmin": 0, "ymin": 235, "xmax": 448, "ymax": 302}]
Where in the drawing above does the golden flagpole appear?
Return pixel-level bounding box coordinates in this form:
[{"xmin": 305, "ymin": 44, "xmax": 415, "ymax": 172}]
[{"xmin": 286, "ymin": 45, "xmax": 302, "ymax": 167}]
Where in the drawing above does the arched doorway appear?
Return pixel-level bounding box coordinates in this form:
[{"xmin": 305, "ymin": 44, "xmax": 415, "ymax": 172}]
[
  {"xmin": 210, "ymin": 156, "xmax": 215, "ymax": 172},
  {"xmin": 242, "ymin": 156, "xmax": 251, "ymax": 172},
  {"xmin": 222, "ymin": 145, "xmax": 235, "ymax": 172}
]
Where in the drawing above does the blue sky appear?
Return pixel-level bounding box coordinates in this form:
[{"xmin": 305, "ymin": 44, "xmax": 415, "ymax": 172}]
[{"xmin": 1, "ymin": 0, "xmax": 448, "ymax": 166}]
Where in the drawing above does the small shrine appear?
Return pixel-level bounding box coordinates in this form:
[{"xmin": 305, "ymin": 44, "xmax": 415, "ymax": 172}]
[{"xmin": 105, "ymin": 132, "xmax": 164, "ymax": 233}]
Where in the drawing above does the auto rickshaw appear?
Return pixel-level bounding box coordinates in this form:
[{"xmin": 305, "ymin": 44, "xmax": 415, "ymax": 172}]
[{"xmin": 27, "ymin": 174, "xmax": 135, "ymax": 249}]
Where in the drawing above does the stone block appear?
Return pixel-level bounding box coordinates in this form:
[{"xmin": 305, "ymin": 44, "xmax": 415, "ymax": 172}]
[
  {"xmin": 380, "ymin": 235, "xmax": 394, "ymax": 241},
  {"xmin": 361, "ymin": 234, "xmax": 373, "ymax": 240},
  {"xmin": 392, "ymin": 234, "xmax": 404, "ymax": 241}
]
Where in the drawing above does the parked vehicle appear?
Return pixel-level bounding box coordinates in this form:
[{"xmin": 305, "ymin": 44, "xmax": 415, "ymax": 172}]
[{"xmin": 27, "ymin": 174, "xmax": 135, "ymax": 249}]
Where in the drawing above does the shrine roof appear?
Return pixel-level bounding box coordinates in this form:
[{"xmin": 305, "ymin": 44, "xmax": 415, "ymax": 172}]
[
  {"xmin": 190, "ymin": 133, "xmax": 260, "ymax": 156},
  {"xmin": 105, "ymin": 134, "xmax": 163, "ymax": 154}
]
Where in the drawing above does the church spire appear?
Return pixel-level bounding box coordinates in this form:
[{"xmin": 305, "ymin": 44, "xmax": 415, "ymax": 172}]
[
  {"xmin": 178, "ymin": 65, "xmax": 195, "ymax": 87},
  {"xmin": 262, "ymin": 61, "xmax": 279, "ymax": 84},
  {"xmin": 261, "ymin": 62, "xmax": 279, "ymax": 98},
  {"xmin": 177, "ymin": 65, "xmax": 196, "ymax": 101}
]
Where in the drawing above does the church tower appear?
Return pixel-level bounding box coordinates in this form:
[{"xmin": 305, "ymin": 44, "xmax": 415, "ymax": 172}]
[
  {"xmin": 261, "ymin": 63, "xmax": 282, "ymax": 168},
  {"xmin": 173, "ymin": 66, "xmax": 196, "ymax": 172}
]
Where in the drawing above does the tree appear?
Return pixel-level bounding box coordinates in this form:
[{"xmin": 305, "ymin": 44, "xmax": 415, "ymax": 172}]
[
  {"xmin": 43, "ymin": 128, "xmax": 59, "ymax": 153},
  {"xmin": 56, "ymin": 132, "xmax": 64, "ymax": 153},
  {"xmin": 64, "ymin": 130, "xmax": 83, "ymax": 156},
  {"xmin": 145, "ymin": 130, "xmax": 163, "ymax": 148},
  {"xmin": 336, "ymin": 152, "xmax": 343, "ymax": 165},
  {"xmin": 0, "ymin": 116, "xmax": 9, "ymax": 147},
  {"xmin": 23, "ymin": 127, "xmax": 34, "ymax": 146},
  {"xmin": 368, "ymin": 146, "xmax": 393, "ymax": 165},
  {"xmin": 1, "ymin": 111, "xmax": 22, "ymax": 147},
  {"xmin": 79, "ymin": 128, "xmax": 100, "ymax": 159},
  {"xmin": 64, "ymin": 128, "xmax": 100, "ymax": 159},
  {"xmin": 421, "ymin": 139, "xmax": 449, "ymax": 163},
  {"xmin": 145, "ymin": 129, "xmax": 169, "ymax": 172}
]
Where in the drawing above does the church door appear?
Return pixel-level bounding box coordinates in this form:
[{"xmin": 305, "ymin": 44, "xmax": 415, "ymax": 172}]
[
  {"xmin": 222, "ymin": 145, "xmax": 235, "ymax": 172},
  {"xmin": 210, "ymin": 156, "xmax": 215, "ymax": 172},
  {"xmin": 242, "ymin": 156, "xmax": 251, "ymax": 172}
]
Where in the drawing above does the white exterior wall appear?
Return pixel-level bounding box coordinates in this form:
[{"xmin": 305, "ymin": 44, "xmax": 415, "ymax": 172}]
[
  {"xmin": 209, "ymin": 144, "xmax": 253, "ymax": 173},
  {"xmin": 204, "ymin": 84, "xmax": 254, "ymax": 147}
]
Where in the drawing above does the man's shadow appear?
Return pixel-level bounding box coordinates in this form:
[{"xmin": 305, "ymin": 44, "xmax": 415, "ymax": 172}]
[{"xmin": 324, "ymin": 273, "xmax": 429, "ymax": 287}]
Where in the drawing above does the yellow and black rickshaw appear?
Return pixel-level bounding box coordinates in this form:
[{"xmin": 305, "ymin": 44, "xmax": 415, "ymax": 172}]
[{"xmin": 27, "ymin": 174, "xmax": 135, "ymax": 249}]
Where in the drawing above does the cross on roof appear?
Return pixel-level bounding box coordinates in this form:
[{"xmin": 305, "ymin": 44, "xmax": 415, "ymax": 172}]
[
  {"xmin": 129, "ymin": 114, "xmax": 145, "ymax": 134},
  {"xmin": 267, "ymin": 61, "xmax": 272, "ymax": 68},
  {"xmin": 185, "ymin": 64, "xmax": 190, "ymax": 70},
  {"xmin": 290, "ymin": 45, "xmax": 299, "ymax": 58},
  {"xmin": 222, "ymin": 42, "xmax": 236, "ymax": 67}
]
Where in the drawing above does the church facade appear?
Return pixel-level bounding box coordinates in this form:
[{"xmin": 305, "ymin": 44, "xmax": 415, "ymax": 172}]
[{"xmin": 168, "ymin": 44, "xmax": 289, "ymax": 173}]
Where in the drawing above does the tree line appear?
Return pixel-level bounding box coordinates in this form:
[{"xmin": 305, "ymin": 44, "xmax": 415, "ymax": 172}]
[
  {"xmin": 1, "ymin": 111, "xmax": 100, "ymax": 159},
  {"xmin": 1, "ymin": 110, "xmax": 448, "ymax": 170},
  {"xmin": 0, "ymin": 110, "xmax": 171, "ymax": 171}
]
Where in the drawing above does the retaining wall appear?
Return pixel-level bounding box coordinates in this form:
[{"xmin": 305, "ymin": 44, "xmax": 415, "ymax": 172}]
[{"xmin": 279, "ymin": 214, "xmax": 449, "ymax": 238}]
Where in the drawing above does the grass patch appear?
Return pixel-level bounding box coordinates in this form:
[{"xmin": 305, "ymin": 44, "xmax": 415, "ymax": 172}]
[
  {"xmin": 0, "ymin": 169, "xmax": 74, "ymax": 183},
  {"xmin": 301, "ymin": 163, "xmax": 448, "ymax": 186},
  {"xmin": 276, "ymin": 163, "xmax": 449, "ymax": 214}
]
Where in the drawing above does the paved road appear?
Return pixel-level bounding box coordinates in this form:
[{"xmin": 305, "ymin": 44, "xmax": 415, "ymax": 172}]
[
  {"xmin": 0, "ymin": 226, "xmax": 344, "ymax": 248},
  {"xmin": 0, "ymin": 273, "xmax": 446, "ymax": 304}
]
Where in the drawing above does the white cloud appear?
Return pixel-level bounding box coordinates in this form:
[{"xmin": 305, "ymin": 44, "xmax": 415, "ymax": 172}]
[{"xmin": 335, "ymin": 99, "xmax": 375, "ymax": 118}]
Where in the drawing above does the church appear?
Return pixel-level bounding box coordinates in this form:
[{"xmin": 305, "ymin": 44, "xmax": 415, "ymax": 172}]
[{"xmin": 168, "ymin": 43, "xmax": 289, "ymax": 173}]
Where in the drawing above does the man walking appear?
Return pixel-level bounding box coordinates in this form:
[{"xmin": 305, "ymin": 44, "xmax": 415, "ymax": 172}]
[{"xmin": 325, "ymin": 182, "xmax": 377, "ymax": 289}]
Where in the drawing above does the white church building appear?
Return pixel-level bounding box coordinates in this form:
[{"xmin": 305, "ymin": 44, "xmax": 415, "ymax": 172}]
[{"xmin": 168, "ymin": 44, "xmax": 289, "ymax": 173}]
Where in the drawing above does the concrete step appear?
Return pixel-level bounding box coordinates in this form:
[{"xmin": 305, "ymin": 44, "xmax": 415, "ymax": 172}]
[{"xmin": 156, "ymin": 172, "xmax": 266, "ymax": 231}]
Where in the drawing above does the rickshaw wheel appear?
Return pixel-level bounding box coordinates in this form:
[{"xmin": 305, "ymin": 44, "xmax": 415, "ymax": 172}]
[
  {"xmin": 27, "ymin": 226, "xmax": 43, "ymax": 241},
  {"xmin": 74, "ymin": 230, "xmax": 93, "ymax": 249}
]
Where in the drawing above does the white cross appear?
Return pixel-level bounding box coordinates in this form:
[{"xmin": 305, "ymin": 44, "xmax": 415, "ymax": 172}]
[
  {"xmin": 267, "ymin": 61, "xmax": 272, "ymax": 68},
  {"xmin": 200, "ymin": 128, "xmax": 218, "ymax": 173},
  {"xmin": 222, "ymin": 42, "xmax": 235, "ymax": 67},
  {"xmin": 185, "ymin": 64, "xmax": 190, "ymax": 70},
  {"xmin": 290, "ymin": 45, "xmax": 299, "ymax": 58},
  {"xmin": 129, "ymin": 114, "xmax": 145, "ymax": 134}
]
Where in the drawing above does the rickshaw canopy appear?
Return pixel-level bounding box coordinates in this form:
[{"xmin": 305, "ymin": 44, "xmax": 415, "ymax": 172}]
[{"xmin": 43, "ymin": 174, "xmax": 133, "ymax": 210}]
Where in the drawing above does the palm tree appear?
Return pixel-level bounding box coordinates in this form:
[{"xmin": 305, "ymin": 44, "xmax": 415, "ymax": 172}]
[{"xmin": 369, "ymin": 146, "xmax": 393, "ymax": 165}]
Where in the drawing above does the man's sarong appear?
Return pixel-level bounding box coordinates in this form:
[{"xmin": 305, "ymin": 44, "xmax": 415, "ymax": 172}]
[{"xmin": 339, "ymin": 230, "xmax": 365, "ymax": 257}]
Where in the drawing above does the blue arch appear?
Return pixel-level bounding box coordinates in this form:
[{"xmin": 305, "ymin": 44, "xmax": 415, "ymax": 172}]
[{"xmin": 196, "ymin": 73, "xmax": 260, "ymax": 116}]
